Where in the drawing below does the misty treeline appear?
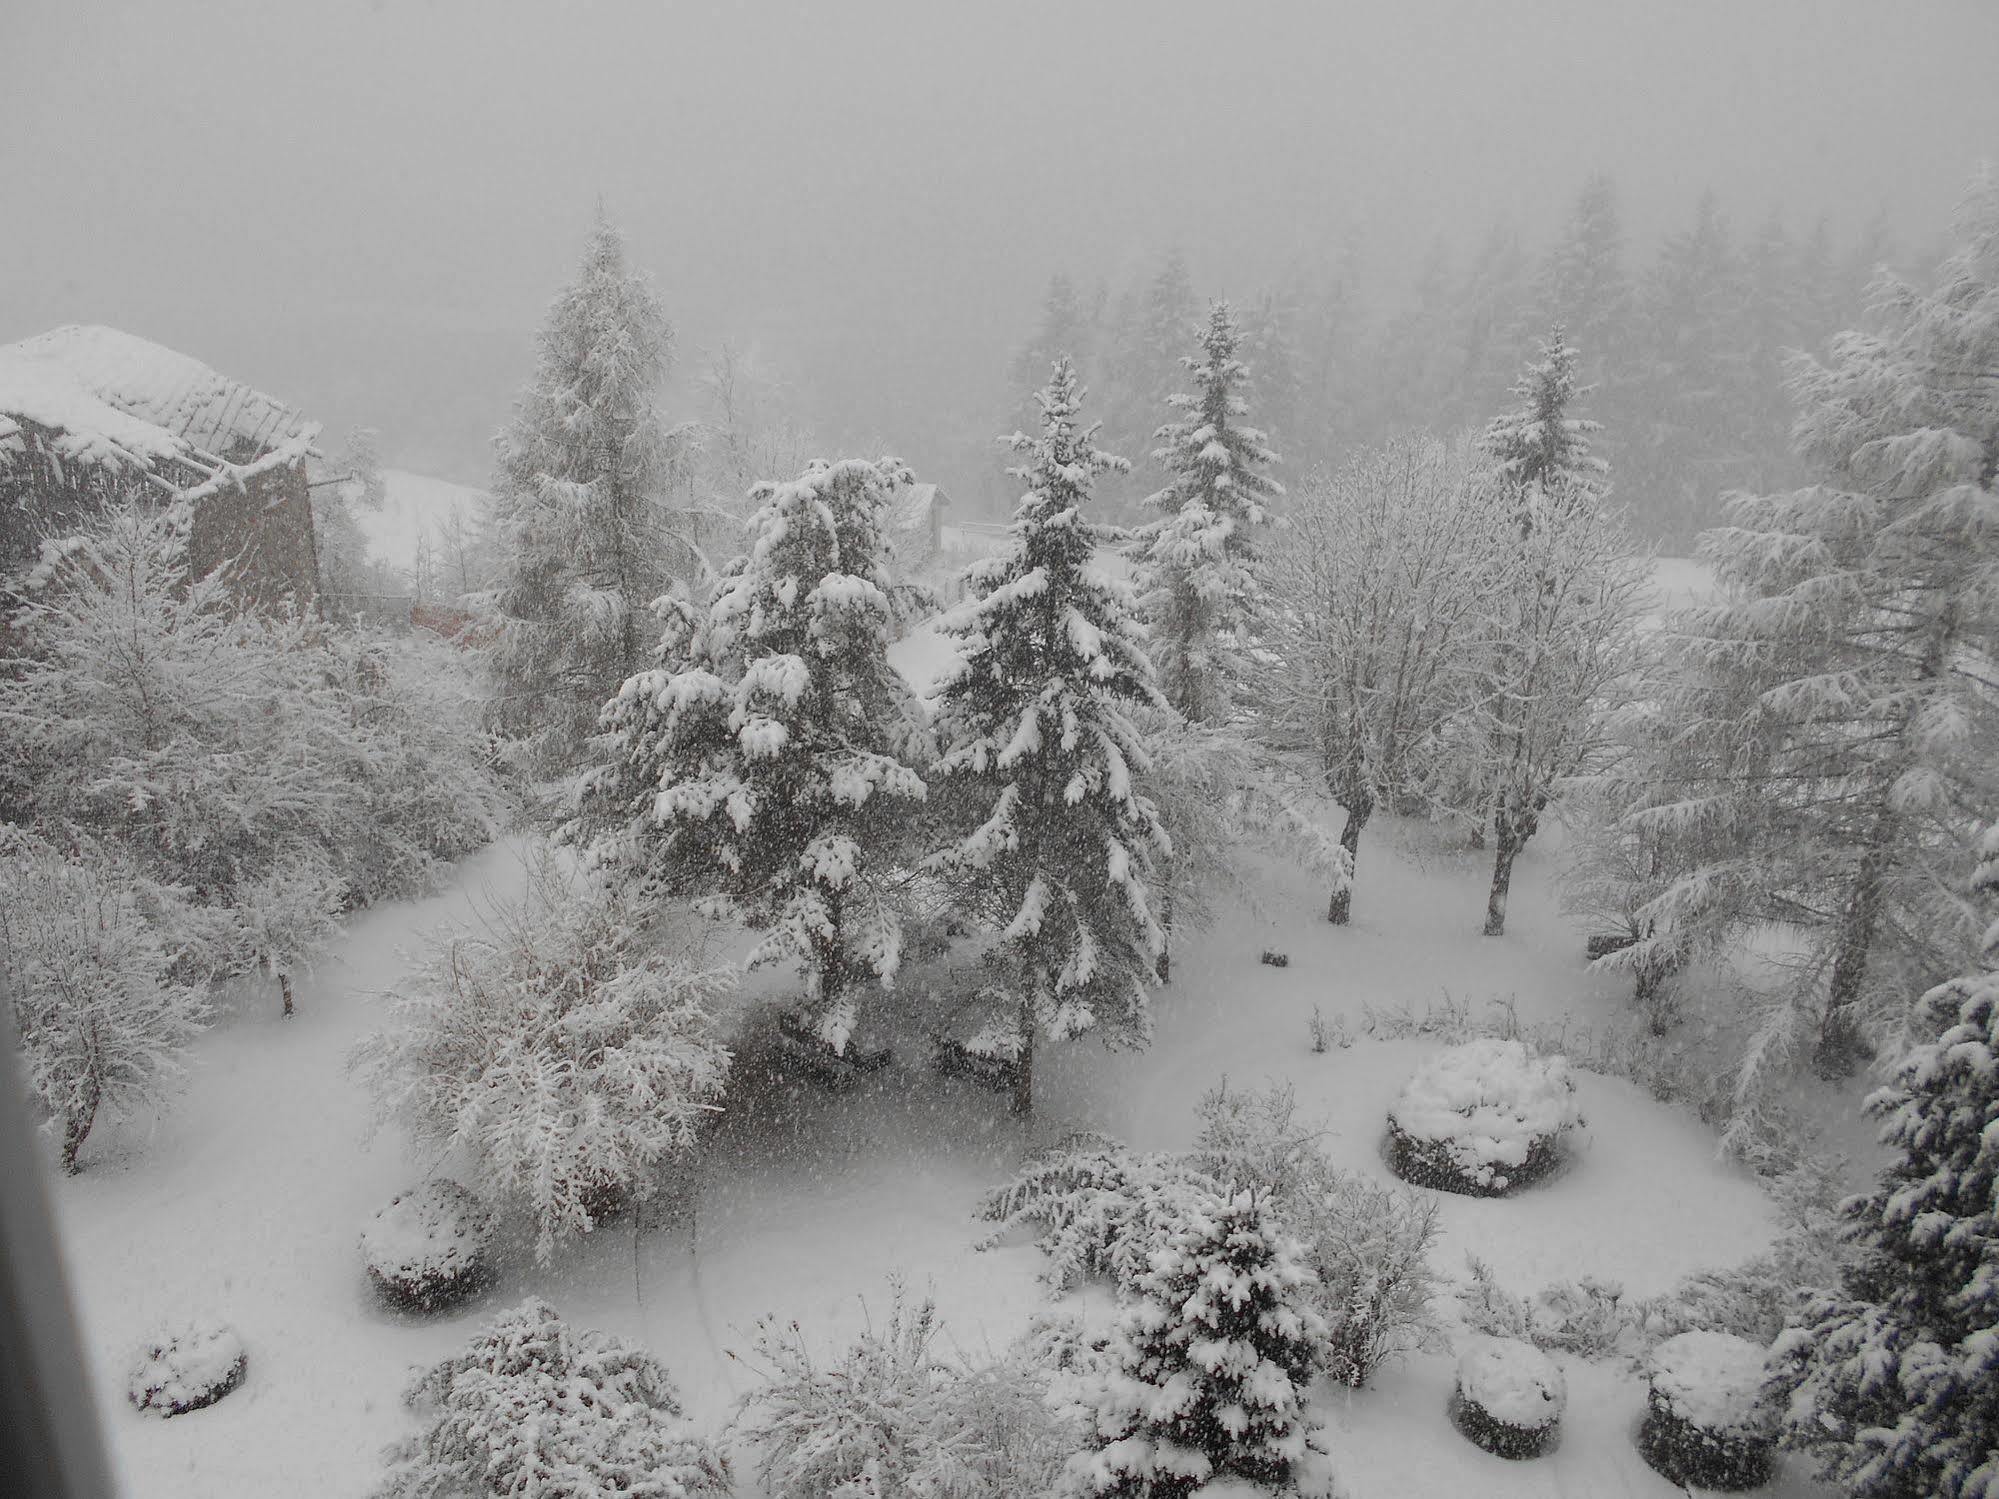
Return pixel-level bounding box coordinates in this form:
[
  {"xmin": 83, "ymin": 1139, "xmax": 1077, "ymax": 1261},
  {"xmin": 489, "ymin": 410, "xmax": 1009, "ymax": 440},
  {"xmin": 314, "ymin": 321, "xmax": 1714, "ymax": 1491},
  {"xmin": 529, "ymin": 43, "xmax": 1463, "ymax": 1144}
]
[{"xmin": 997, "ymin": 175, "xmax": 1897, "ymax": 547}]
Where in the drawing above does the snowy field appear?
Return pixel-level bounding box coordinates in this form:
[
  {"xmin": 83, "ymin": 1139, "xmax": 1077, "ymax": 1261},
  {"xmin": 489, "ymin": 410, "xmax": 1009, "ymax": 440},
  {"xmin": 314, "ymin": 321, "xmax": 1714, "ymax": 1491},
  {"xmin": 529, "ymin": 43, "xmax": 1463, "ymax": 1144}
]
[
  {"xmin": 52, "ymin": 796, "xmax": 1827, "ymax": 1496},
  {"xmin": 357, "ymin": 468, "xmax": 488, "ymax": 574}
]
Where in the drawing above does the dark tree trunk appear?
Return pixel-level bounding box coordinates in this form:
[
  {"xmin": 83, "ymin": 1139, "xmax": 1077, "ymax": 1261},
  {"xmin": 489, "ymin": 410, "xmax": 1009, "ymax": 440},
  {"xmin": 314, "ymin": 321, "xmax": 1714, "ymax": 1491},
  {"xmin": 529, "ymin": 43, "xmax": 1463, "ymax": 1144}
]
[
  {"xmin": 280, "ymin": 971, "xmax": 294, "ymax": 1018},
  {"xmin": 1010, "ymin": 1003, "xmax": 1035, "ymax": 1119},
  {"xmin": 1815, "ymin": 855, "xmax": 1885, "ymax": 1078},
  {"xmin": 1156, "ymin": 894, "xmax": 1173, "ymax": 983},
  {"xmin": 61, "ymin": 1073, "xmax": 100, "ymax": 1175},
  {"xmin": 1328, "ymin": 796, "xmax": 1372, "ymax": 926},
  {"xmin": 1483, "ymin": 826, "xmax": 1524, "ymax": 937}
]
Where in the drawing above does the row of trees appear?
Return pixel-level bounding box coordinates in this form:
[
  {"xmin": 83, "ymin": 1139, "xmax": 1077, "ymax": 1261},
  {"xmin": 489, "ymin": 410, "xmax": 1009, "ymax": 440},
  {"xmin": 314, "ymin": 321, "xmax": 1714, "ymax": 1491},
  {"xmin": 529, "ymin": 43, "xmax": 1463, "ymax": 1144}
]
[{"xmin": 1004, "ymin": 177, "xmax": 1892, "ymax": 544}]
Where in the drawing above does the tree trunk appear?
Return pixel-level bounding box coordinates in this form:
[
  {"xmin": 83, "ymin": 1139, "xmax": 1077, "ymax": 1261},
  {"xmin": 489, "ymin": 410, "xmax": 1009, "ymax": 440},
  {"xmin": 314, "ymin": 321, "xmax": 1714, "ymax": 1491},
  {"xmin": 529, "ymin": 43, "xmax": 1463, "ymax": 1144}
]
[
  {"xmin": 280, "ymin": 970, "xmax": 294, "ymax": 1018},
  {"xmin": 61, "ymin": 1074, "xmax": 100, "ymax": 1175},
  {"xmin": 1327, "ymin": 796, "xmax": 1372, "ymax": 926},
  {"xmin": 1010, "ymin": 1003, "xmax": 1035, "ymax": 1119},
  {"xmin": 1483, "ymin": 826, "xmax": 1524, "ymax": 937},
  {"xmin": 1815, "ymin": 855, "xmax": 1885, "ymax": 1079},
  {"xmin": 1156, "ymin": 894, "xmax": 1173, "ymax": 983}
]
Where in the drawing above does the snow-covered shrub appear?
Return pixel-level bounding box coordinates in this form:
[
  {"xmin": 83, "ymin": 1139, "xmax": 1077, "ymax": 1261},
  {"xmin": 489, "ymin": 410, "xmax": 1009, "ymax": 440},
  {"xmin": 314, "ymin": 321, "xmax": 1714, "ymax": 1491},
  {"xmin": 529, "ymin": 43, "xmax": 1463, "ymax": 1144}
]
[
  {"xmin": 0, "ymin": 830, "xmax": 209, "ymax": 1172},
  {"xmin": 976, "ymin": 1132, "xmax": 1218, "ymax": 1293},
  {"xmin": 361, "ymin": 1179, "xmax": 496, "ymax": 1312},
  {"xmin": 1067, "ymin": 1187, "xmax": 1333, "ymax": 1498},
  {"xmin": 1190, "ymin": 1082, "xmax": 1439, "ymax": 1387},
  {"xmin": 1386, "ymin": 1038, "xmax": 1582, "ymax": 1195},
  {"xmin": 229, "ymin": 846, "xmax": 343, "ymax": 1017},
  {"xmin": 735, "ymin": 1287, "xmax": 1079, "ymax": 1499},
  {"xmin": 1638, "ymin": 1331, "xmax": 1776, "ymax": 1491},
  {"xmin": 1458, "ymin": 1256, "xmax": 1637, "ymax": 1360},
  {"xmin": 352, "ymin": 868, "xmax": 732, "ymax": 1262},
  {"xmin": 374, "ymin": 1297, "xmax": 727, "ymax": 1499},
  {"xmin": 128, "ymin": 1320, "xmax": 246, "ymax": 1417},
  {"xmin": 1449, "ymin": 1335, "xmax": 1566, "ymax": 1459}
]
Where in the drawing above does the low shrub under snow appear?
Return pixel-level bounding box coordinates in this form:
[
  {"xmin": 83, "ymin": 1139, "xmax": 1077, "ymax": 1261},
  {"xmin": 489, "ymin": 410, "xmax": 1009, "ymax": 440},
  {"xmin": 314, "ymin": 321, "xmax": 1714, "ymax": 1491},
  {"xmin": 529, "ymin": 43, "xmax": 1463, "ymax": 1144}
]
[
  {"xmin": 374, "ymin": 1297, "xmax": 727, "ymax": 1499},
  {"xmin": 128, "ymin": 1320, "xmax": 247, "ymax": 1418},
  {"xmin": 1387, "ymin": 1038, "xmax": 1583, "ymax": 1195},
  {"xmin": 1638, "ymin": 1330, "xmax": 1776, "ymax": 1491},
  {"xmin": 360, "ymin": 1178, "xmax": 495, "ymax": 1311},
  {"xmin": 1449, "ymin": 1335, "xmax": 1566, "ymax": 1459},
  {"xmin": 734, "ymin": 1286, "xmax": 1079, "ymax": 1499}
]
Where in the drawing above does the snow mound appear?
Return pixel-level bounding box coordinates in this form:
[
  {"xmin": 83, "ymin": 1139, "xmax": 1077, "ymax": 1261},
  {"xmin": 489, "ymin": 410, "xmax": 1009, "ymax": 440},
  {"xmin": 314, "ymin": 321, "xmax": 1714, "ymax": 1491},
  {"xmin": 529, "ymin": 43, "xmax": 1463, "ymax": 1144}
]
[
  {"xmin": 360, "ymin": 1179, "xmax": 495, "ymax": 1311},
  {"xmin": 128, "ymin": 1319, "xmax": 248, "ymax": 1417},
  {"xmin": 1648, "ymin": 1330, "xmax": 1772, "ymax": 1438},
  {"xmin": 1454, "ymin": 1335, "xmax": 1567, "ymax": 1431},
  {"xmin": 1387, "ymin": 1039, "xmax": 1582, "ymax": 1194}
]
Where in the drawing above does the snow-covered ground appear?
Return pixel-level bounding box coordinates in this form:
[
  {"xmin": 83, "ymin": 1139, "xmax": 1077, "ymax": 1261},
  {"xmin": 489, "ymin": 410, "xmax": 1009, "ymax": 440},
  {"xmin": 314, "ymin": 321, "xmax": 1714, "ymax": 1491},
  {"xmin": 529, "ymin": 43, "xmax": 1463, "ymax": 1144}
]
[
  {"xmin": 357, "ymin": 468, "xmax": 487, "ymax": 575},
  {"xmin": 51, "ymin": 798, "xmax": 1829, "ymax": 1496}
]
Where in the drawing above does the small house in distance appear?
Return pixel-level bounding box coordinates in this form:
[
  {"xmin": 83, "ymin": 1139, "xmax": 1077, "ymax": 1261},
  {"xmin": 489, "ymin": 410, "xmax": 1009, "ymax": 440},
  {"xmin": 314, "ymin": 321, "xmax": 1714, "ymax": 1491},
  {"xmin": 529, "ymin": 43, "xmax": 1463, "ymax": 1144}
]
[
  {"xmin": 0, "ymin": 324, "xmax": 321, "ymax": 607},
  {"xmin": 887, "ymin": 481, "xmax": 951, "ymax": 572}
]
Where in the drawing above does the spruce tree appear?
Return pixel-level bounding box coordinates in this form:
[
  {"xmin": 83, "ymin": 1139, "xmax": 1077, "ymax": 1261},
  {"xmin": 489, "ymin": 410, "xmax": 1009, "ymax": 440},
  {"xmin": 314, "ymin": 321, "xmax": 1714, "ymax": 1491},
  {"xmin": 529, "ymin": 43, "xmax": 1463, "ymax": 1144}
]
[
  {"xmin": 596, "ymin": 457, "xmax": 926, "ymax": 1050},
  {"xmin": 928, "ymin": 358, "xmax": 1167, "ymax": 1117},
  {"xmin": 1131, "ymin": 300, "xmax": 1282, "ymax": 725},
  {"xmin": 485, "ymin": 212, "xmax": 683, "ymax": 811},
  {"xmin": 1620, "ymin": 182, "xmax": 1999, "ymax": 1081},
  {"xmin": 1767, "ymin": 827, "xmax": 1999, "ymax": 1499},
  {"xmin": 1067, "ymin": 1188, "xmax": 1328, "ymax": 1499}
]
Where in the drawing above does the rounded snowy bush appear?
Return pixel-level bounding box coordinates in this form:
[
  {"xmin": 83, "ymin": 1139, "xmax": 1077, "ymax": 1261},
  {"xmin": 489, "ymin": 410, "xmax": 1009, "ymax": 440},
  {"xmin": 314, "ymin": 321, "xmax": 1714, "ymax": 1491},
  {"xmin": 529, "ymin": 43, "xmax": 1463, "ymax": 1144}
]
[
  {"xmin": 1450, "ymin": 1335, "xmax": 1565, "ymax": 1458},
  {"xmin": 362, "ymin": 1179, "xmax": 496, "ymax": 1312},
  {"xmin": 1638, "ymin": 1330, "xmax": 1776, "ymax": 1490},
  {"xmin": 1386, "ymin": 1039, "xmax": 1582, "ymax": 1195},
  {"xmin": 128, "ymin": 1320, "xmax": 247, "ymax": 1417}
]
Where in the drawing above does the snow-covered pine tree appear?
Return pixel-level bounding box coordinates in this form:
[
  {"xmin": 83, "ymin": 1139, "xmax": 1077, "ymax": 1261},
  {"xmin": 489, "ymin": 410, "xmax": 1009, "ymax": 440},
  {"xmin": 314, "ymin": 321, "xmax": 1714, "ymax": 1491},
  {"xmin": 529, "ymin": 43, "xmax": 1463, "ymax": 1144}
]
[
  {"xmin": 1467, "ymin": 328, "xmax": 1642, "ymax": 937},
  {"xmin": 1766, "ymin": 824, "xmax": 1999, "ymax": 1498},
  {"xmin": 1534, "ymin": 175, "xmax": 1632, "ymax": 440},
  {"xmin": 1617, "ymin": 181, "xmax": 1999, "ymax": 1081},
  {"xmin": 1010, "ymin": 273, "xmax": 1092, "ymax": 427},
  {"xmin": 595, "ymin": 457, "xmax": 926, "ymax": 1052},
  {"xmin": 928, "ymin": 359, "xmax": 1167, "ymax": 1117},
  {"xmin": 1066, "ymin": 1187, "xmax": 1329, "ymax": 1499},
  {"xmin": 1131, "ymin": 300, "xmax": 1282, "ymax": 725},
  {"xmin": 484, "ymin": 211, "xmax": 685, "ymax": 814},
  {"xmin": 0, "ymin": 830, "xmax": 209, "ymax": 1174},
  {"xmin": 1261, "ymin": 432, "xmax": 1510, "ymax": 923}
]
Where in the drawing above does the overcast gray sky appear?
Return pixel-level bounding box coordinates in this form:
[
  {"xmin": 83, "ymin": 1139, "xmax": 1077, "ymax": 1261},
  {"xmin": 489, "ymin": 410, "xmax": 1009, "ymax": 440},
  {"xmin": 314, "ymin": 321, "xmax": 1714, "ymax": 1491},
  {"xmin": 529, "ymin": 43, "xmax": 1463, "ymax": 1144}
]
[{"xmin": 8, "ymin": 0, "xmax": 1996, "ymax": 483}]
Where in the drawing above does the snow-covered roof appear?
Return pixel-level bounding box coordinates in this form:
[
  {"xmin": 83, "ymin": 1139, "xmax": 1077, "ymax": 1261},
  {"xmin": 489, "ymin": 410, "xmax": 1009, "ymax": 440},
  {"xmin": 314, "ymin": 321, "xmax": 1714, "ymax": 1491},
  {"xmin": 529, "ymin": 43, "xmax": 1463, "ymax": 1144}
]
[
  {"xmin": 888, "ymin": 481, "xmax": 949, "ymax": 534},
  {"xmin": 0, "ymin": 325, "xmax": 319, "ymax": 499}
]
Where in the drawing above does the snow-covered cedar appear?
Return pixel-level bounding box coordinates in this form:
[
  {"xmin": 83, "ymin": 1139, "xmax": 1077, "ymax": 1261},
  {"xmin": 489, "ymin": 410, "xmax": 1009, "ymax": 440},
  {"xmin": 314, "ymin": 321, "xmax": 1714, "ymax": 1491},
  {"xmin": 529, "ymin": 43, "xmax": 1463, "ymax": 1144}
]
[
  {"xmin": 1640, "ymin": 1331, "xmax": 1777, "ymax": 1489},
  {"xmin": 1066, "ymin": 1187, "xmax": 1333, "ymax": 1499},
  {"xmin": 482, "ymin": 212, "xmax": 688, "ymax": 814},
  {"xmin": 1129, "ymin": 299, "xmax": 1281, "ymax": 726},
  {"xmin": 350, "ymin": 867, "xmax": 732, "ymax": 1263},
  {"xmin": 374, "ymin": 1297, "xmax": 727, "ymax": 1499},
  {"xmin": 736, "ymin": 1286, "xmax": 1079, "ymax": 1499},
  {"xmin": 1602, "ymin": 181, "xmax": 1999, "ymax": 1093},
  {"xmin": 128, "ymin": 1320, "xmax": 247, "ymax": 1418},
  {"xmin": 360, "ymin": 1179, "xmax": 496, "ymax": 1312},
  {"xmin": 1386, "ymin": 1038, "xmax": 1582, "ymax": 1194},
  {"xmin": 1450, "ymin": 1335, "xmax": 1565, "ymax": 1458},
  {"xmin": 0, "ymin": 828, "xmax": 209, "ymax": 1173},
  {"xmin": 591, "ymin": 454, "xmax": 926, "ymax": 1056},
  {"xmin": 977, "ymin": 1131, "xmax": 1221, "ymax": 1293},
  {"xmin": 1766, "ymin": 814, "xmax": 1999, "ymax": 1499},
  {"xmin": 927, "ymin": 357, "xmax": 1167, "ymax": 1116}
]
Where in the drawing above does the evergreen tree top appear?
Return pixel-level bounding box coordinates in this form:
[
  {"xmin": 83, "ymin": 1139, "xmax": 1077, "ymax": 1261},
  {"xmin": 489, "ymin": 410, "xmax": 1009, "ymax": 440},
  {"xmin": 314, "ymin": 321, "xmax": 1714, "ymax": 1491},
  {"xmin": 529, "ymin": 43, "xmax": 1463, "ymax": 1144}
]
[
  {"xmin": 1148, "ymin": 300, "xmax": 1284, "ymax": 516},
  {"xmin": 1479, "ymin": 324, "xmax": 1609, "ymax": 499}
]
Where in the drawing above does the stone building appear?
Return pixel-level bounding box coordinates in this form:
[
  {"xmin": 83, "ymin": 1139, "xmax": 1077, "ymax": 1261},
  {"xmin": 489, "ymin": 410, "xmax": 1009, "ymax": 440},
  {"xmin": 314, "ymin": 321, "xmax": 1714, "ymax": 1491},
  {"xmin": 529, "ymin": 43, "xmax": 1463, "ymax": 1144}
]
[{"xmin": 0, "ymin": 324, "xmax": 321, "ymax": 607}]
